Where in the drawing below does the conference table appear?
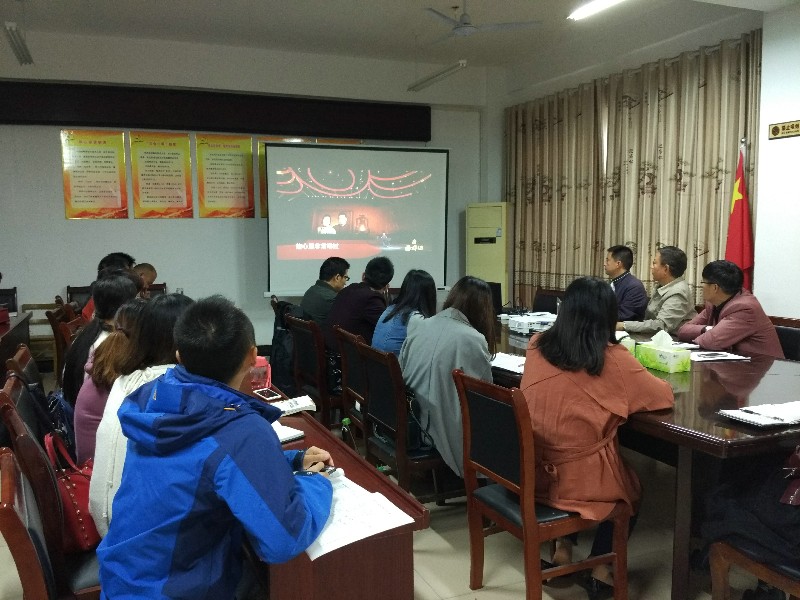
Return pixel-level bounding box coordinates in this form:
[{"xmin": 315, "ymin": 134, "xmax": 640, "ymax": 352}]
[
  {"xmin": 268, "ymin": 410, "xmax": 429, "ymax": 600},
  {"xmin": 494, "ymin": 326, "xmax": 800, "ymax": 600},
  {"xmin": 0, "ymin": 312, "xmax": 31, "ymax": 382}
]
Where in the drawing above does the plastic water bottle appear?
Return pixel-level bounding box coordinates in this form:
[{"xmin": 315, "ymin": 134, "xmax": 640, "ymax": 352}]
[
  {"xmin": 340, "ymin": 417, "xmax": 357, "ymax": 451},
  {"xmin": 250, "ymin": 356, "xmax": 270, "ymax": 391}
]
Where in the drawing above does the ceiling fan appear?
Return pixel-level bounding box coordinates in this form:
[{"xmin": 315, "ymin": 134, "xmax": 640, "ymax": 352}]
[{"xmin": 425, "ymin": 1, "xmax": 542, "ymax": 39}]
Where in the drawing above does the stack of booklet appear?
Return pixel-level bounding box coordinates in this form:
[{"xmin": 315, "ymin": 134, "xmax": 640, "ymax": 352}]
[
  {"xmin": 269, "ymin": 395, "xmax": 318, "ymax": 442},
  {"xmin": 718, "ymin": 401, "xmax": 800, "ymax": 427}
]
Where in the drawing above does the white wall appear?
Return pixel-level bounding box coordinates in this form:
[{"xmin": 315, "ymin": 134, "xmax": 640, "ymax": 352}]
[
  {"xmin": 0, "ymin": 33, "xmax": 484, "ymax": 344},
  {"xmin": 754, "ymin": 3, "xmax": 800, "ymax": 317},
  {"xmin": 0, "ymin": 113, "xmax": 480, "ymax": 344}
]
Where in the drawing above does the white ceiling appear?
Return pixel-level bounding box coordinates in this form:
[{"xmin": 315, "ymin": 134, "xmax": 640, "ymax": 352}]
[{"xmin": 0, "ymin": 0, "xmax": 786, "ymax": 69}]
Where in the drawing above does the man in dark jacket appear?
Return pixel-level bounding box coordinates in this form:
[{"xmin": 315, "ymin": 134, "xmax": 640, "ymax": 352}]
[
  {"xmin": 98, "ymin": 295, "xmax": 333, "ymax": 600},
  {"xmin": 604, "ymin": 244, "xmax": 648, "ymax": 321},
  {"xmin": 300, "ymin": 256, "xmax": 350, "ymax": 325},
  {"xmin": 323, "ymin": 256, "xmax": 394, "ymax": 348}
]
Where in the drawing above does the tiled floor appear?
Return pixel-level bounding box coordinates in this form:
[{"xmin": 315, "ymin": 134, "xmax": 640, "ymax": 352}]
[{"xmin": 412, "ymin": 450, "xmax": 759, "ymax": 600}]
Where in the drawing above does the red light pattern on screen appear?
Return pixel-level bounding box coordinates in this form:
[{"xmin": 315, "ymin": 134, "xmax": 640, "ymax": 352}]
[{"xmin": 276, "ymin": 167, "xmax": 432, "ymax": 199}]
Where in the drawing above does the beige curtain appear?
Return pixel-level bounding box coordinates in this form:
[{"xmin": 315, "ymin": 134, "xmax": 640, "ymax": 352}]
[{"xmin": 506, "ymin": 30, "xmax": 761, "ymax": 307}]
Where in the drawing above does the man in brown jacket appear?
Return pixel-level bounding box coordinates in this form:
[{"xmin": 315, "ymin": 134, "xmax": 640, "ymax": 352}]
[{"xmin": 678, "ymin": 260, "xmax": 783, "ymax": 358}]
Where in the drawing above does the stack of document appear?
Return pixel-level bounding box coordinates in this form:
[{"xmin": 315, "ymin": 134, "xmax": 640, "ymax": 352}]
[
  {"xmin": 306, "ymin": 474, "xmax": 414, "ymax": 560},
  {"xmin": 719, "ymin": 401, "xmax": 800, "ymax": 427}
]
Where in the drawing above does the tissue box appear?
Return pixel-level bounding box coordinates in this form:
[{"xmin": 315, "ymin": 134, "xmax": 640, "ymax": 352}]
[
  {"xmin": 635, "ymin": 342, "xmax": 691, "ymax": 373},
  {"xmin": 647, "ymin": 367, "xmax": 692, "ymax": 392}
]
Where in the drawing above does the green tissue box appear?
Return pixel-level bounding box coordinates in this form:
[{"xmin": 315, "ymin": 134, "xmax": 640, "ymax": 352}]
[{"xmin": 635, "ymin": 343, "xmax": 691, "ymax": 373}]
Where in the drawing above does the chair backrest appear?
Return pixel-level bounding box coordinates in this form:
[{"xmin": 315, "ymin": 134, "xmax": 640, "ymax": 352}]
[
  {"xmin": 775, "ymin": 326, "xmax": 800, "ymax": 361},
  {"xmin": 487, "ymin": 281, "xmax": 503, "ymax": 315},
  {"xmin": 2, "ymin": 372, "xmax": 51, "ymax": 447},
  {"xmin": 334, "ymin": 326, "xmax": 367, "ymax": 408},
  {"xmin": 771, "ymin": 317, "xmax": 800, "ymax": 362},
  {"xmin": 0, "ymin": 404, "xmax": 65, "ymax": 593},
  {"xmin": 66, "ymin": 286, "xmax": 92, "ymax": 310},
  {"xmin": 6, "ymin": 343, "xmax": 44, "ymax": 391},
  {"xmin": 0, "ymin": 287, "xmax": 18, "ymax": 312},
  {"xmin": 270, "ymin": 297, "xmax": 300, "ymax": 397},
  {"xmin": 0, "ymin": 447, "xmax": 57, "ymax": 600},
  {"xmin": 45, "ymin": 307, "xmax": 70, "ymax": 386},
  {"xmin": 452, "ymin": 369, "xmax": 535, "ymax": 499},
  {"xmin": 147, "ymin": 282, "xmax": 167, "ymax": 297},
  {"xmin": 285, "ymin": 314, "xmax": 327, "ymax": 398},
  {"xmin": 57, "ymin": 317, "xmax": 83, "ymax": 353},
  {"xmin": 358, "ymin": 342, "xmax": 409, "ymax": 454},
  {"xmin": 55, "ymin": 296, "xmax": 80, "ymax": 322},
  {"xmin": 531, "ymin": 287, "xmax": 564, "ymax": 314}
]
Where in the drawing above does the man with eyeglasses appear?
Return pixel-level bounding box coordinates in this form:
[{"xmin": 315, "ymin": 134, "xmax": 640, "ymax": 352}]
[
  {"xmin": 300, "ymin": 256, "xmax": 351, "ymax": 325},
  {"xmin": 678, "ymin": 260, "xmax": 783, "ymax": 358}
]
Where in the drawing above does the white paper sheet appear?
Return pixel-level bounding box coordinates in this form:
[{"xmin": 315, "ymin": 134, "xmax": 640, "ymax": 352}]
[
  {"xmin": 490, "ymin": 352, "xmax": 526, "ymax": 373},
  {"xmin": 305, "ymin": 475, "xmax": 414, "ymax": 560}
]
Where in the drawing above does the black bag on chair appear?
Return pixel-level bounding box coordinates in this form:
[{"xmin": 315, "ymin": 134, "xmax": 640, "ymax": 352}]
[
  {"xmin": 406, "ymin": 390, "xmax": 434, "ymax": 452},
  {"xmin": 325, "ymin": 350, "xmax": 343, "ymax": 395}
]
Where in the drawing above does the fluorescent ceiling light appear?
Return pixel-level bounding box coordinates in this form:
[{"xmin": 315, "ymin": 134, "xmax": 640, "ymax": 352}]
[
  {"xmin": 4, "ymin": 21, "xmax": 33, "ymax": 65},
  {"xmin": 407, "ymin": 60, "xmax": 467, "ymax": 92},
  {"xmin": 568, "ymin": 0, "xmax": 628, "ymax": 20}
]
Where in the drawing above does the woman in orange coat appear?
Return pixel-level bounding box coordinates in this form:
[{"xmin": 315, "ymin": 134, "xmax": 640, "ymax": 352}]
[{"xmin": 519, "ymin": 276, "xmax": 674, "ymax": 598}]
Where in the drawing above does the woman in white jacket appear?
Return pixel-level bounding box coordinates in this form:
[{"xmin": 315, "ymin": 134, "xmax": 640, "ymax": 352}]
[{"xmin": 89, "ymin": 293, "xmax": 194, "ymax": 536}]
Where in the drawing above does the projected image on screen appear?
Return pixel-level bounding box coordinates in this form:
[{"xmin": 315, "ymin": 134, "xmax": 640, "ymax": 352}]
[{"xmin": 266, "ymin": 144, "xmax": 448, "ymax": 293}]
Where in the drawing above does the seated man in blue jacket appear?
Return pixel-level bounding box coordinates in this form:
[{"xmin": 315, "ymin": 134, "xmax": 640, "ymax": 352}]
[{"xmin": 98, "ymin": 295, "xmax": 333, "ymax": 600}]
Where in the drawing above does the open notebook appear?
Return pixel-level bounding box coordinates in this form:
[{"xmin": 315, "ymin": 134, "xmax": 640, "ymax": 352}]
[{"xmin": 719, "ymin": 401, "xmax": 800, "ymax": 427}]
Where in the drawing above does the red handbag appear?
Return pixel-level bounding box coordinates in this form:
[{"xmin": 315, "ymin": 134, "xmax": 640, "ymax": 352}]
[{"xmin": 44, "ymin": 432, "xmax": 101, "ymax": 552}]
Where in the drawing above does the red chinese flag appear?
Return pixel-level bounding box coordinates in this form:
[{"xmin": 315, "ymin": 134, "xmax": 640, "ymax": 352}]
[{"xmin": 724, "ymin": 149, "xmax": 754, "ymax": 290}]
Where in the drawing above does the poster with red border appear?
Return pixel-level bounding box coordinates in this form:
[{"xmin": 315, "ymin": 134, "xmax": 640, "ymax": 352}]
[
  {"xmin": 196, "ymin": 134, "xmax": 254, "ymax": 218},
  {"xmin": 130, "ymin": 131, "xmax": 193, "ymax": 218},
  {"xmin": 258, "ymin": 140, "xmax": 268, "ymax": 218},
  {"xmin": 61, "ymin": 129, "xmax": 128, "ymax": 219}
]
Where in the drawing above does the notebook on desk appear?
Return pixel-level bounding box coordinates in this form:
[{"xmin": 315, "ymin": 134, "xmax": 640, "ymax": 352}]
[
  {"xmin": 718, "ymin": 401, "xmax": 800, "ymax": 427},
  {"xmin": 272, "ymin": 421, "xmax": 305, "ymax": 443}
]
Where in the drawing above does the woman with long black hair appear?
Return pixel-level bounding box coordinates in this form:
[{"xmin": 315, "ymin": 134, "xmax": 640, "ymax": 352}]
[
  {"xmin": 520, "ymin": 276, "xmax": 674, "ymax": 598},
  {"xmin": 372, "ymin": 269, "xmax": 437, "ymax": 355}
]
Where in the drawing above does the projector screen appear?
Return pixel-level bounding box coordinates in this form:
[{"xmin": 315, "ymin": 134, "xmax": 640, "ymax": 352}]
[{"xmin": 265, "ymin": 144, "xmax": 449, "ymax": 293}]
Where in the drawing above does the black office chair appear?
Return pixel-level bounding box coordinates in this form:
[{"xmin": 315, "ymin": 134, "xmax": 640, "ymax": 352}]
[
  {"xmin": 710, "ymin": 540, "xmax": 800, "ymax": 600},
  {"xmin": 0, "ymin": 286, "xmax": 18, "ymax": 312},
  {"xmin": 6, "ymin": 343, "xmax": 45, "ymax": 392},
  {"xmin": 0, "ymin": 405, "xmax": 101, "ymax": 599},
  {"xmin": 285, "ymin": 315, "xmax": 342, "ymax": 429},
  {"xmin": 334, "ymin": 326, "xmax": 368, "ymax": 448},
  {"xmin": 360, "ymin": 342, "xmax": 459, "ymax": 504},
  {"xmin": 66, "ymin": 285, "xmax": 92, "ymax": 310},
  {"xmin": 147, "ymin": 282, "xmax": 167, "ymax": 297},
  {"xmin": 452, "ymin": 369, "xmax": 630, "ymax": 600},
  {"xmin": 531, "ymin": 286, "xmax": 564, "ymax": 313},
  {"xmin": 775, "ymin": 326, "xmax": 800, "ymax": 361}
]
